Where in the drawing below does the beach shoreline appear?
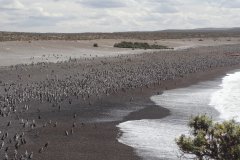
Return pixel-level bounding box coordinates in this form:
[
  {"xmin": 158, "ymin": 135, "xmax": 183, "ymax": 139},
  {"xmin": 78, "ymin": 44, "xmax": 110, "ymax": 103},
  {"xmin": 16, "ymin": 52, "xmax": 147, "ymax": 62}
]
[
  {"xmin": 116, "ymin": 65, "xmax": 240, "ymax": 160},
  {"xmin": 0, "ymin": 44, "xmax": 240, "ymax": 159},
  {"xmin": 21, "ymin": 64, "xmax": 240, "ymax": 160}
]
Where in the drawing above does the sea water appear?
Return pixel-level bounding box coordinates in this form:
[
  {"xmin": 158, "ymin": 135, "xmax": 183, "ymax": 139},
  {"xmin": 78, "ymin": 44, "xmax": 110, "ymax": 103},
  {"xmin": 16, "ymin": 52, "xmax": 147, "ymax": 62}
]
[
  {"xmin": 209, "ymin": 71, "xmax": 240, "ymax": 121},
  {"xmin": 117, "ymin": 70, "xmax": 240, "ymax": 160}
]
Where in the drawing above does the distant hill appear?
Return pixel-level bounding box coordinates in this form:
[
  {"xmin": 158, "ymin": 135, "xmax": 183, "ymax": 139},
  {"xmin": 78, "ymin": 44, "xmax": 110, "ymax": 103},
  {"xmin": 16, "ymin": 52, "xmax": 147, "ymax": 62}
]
[
  {"xmin": 162, "ymin": 27, "xmax": 240, "ymax": 32},
  {"xmin": 1, "ymin": 28, "xmax": 240, "ymax": 41}
]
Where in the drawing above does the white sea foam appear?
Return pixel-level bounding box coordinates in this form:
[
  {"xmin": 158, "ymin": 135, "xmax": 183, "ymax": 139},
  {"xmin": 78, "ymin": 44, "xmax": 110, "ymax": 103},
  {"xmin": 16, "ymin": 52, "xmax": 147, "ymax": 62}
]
[
  {"xmin": 118, "ymin": 119, "xmax": 188, "ymax": 160},
  {"xmin": 117, "ymin": 76, "xmax": 230, "ymax": 160},
  {"xmin": 209, "ymin": 71, "xmax": 240, "ymax": 122}
]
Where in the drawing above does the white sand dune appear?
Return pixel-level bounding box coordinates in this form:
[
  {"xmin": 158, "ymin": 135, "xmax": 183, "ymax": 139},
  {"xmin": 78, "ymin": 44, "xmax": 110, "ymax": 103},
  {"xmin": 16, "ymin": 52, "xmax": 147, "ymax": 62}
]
[{"xmin": 0, "ymin": 38, "xmax": 239, "ymax": 66}]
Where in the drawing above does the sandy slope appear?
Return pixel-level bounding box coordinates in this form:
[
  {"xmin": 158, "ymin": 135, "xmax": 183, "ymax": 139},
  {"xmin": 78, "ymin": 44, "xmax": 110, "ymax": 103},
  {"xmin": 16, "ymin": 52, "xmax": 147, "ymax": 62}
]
[{"xmin": 0, "ymin": 38, "xmax": 239, "ymax": 66}]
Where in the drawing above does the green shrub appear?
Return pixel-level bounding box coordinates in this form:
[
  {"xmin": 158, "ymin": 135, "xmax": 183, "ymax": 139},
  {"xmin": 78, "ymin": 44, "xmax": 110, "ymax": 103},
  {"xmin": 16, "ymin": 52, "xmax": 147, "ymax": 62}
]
[
  {"xmin": 114, "ymin": 41, "xmax": 171, "ymax": 49},
  {"xmin": 114, "ymin": 41, "xmax": 134, "ymax": 48},
  {"xmin": 93, "ymin": 43, "xmax": 98, "ymax": 47},
  {"xmin": 176, "ymin": 115, "xmax": 240, "ymax": 160}
]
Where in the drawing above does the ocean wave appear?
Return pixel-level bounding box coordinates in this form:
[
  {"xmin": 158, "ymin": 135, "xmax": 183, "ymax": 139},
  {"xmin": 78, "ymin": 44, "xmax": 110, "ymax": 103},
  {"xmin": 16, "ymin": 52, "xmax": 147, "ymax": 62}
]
[
  {"xmin": 209, "ymin": 71, "xmax": 240, "ymax": 121},
  {"xmin": 118, "ymin": 79, "xmax": 220, "ymax": 159}
]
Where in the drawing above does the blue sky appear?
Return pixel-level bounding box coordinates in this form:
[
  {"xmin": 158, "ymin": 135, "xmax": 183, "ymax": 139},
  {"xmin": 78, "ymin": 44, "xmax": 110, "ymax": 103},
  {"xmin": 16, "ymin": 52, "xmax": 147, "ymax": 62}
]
[{"xmin": 0, "ymin": 0, "xmax": 240, "ymax": 32}]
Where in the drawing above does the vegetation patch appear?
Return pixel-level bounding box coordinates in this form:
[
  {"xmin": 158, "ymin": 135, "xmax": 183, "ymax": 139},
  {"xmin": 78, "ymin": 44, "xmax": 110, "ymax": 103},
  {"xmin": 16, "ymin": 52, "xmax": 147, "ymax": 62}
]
[
  {"xmin": 176, "ymin": 115, "xmax": 240, "ymax": 160},
  {"xmin": 93, "ymin": 43, "xmax": 98, "ymax": 47},
  {"xmin": 114, "ymin": 41, "xmax": 173, "ymax": 49}
]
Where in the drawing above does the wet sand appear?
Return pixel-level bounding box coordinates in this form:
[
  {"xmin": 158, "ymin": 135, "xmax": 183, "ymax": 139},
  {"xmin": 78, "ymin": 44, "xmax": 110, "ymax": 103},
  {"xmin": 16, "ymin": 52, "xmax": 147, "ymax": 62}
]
[{"xmin": 0, "ymin": 44, "xmax": 240, "ymax": 159}]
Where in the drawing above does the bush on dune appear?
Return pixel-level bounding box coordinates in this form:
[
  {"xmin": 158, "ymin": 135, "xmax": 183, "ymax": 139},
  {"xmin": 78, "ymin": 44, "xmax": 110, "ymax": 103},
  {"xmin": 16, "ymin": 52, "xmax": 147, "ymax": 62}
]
[
  {"xmin": 114, "ymin": 41, "xmax": 172, "ymax": 49},
  {"xmin": 93, "ymin": 43, "xmax": 98, "ymax": 47},
  {"xmin": 176, "ymin": 115, "xmax": 240, "ymax": 160}
]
